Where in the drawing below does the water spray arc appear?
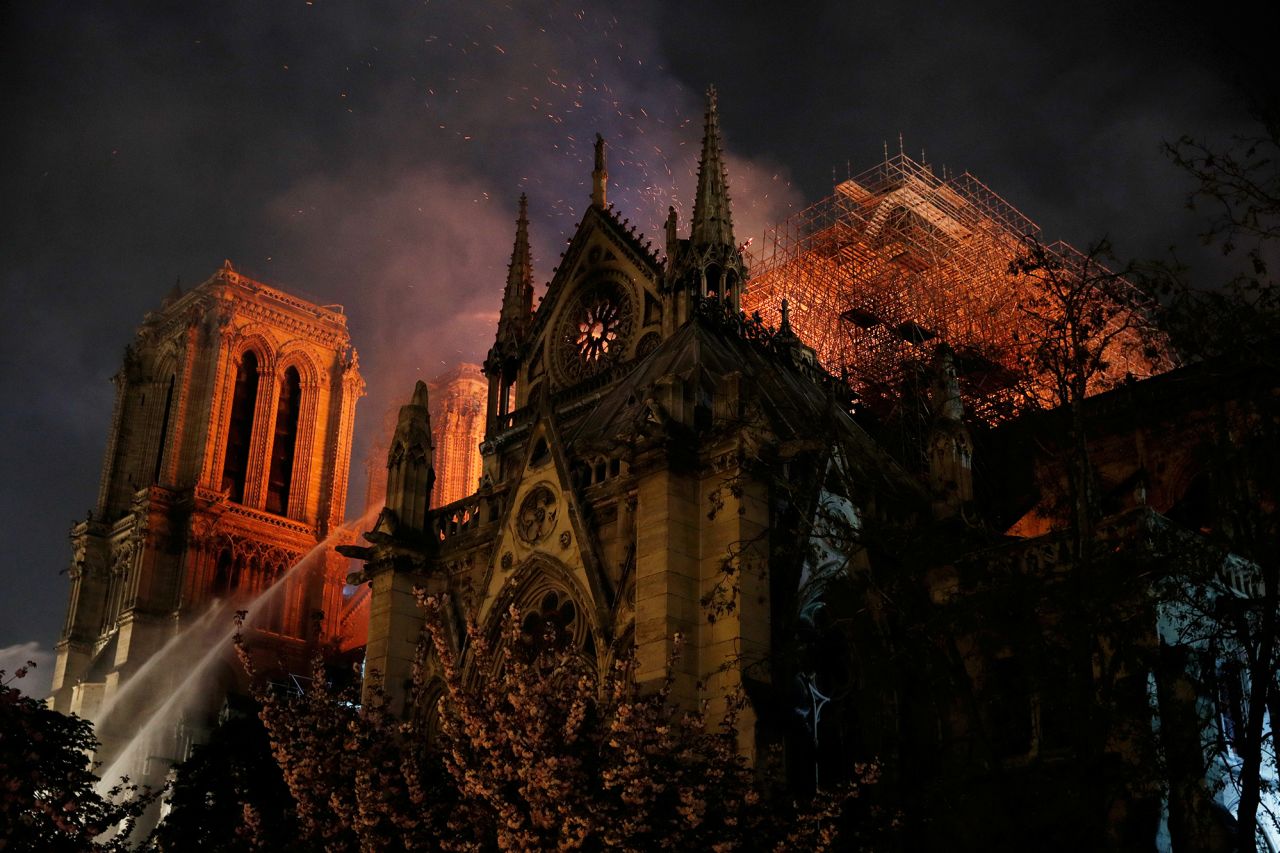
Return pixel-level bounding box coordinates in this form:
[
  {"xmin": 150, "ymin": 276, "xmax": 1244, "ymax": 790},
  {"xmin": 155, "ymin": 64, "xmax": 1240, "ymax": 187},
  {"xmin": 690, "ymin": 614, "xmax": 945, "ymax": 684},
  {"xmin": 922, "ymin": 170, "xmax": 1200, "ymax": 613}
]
[
  {"xmin": 89, "ymin": 604, "xmax": 224, "ymax": 734},
  {"xmin": 95, "ymin": 507, "xmax": 377, "ymax": 799}
]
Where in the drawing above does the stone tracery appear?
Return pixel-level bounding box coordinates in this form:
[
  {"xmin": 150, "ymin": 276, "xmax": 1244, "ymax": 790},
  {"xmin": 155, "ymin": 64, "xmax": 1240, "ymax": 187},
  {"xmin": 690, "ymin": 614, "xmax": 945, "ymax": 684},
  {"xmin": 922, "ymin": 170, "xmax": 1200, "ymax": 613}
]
[{"xmin": 555, "ymin": 276, "xmax": 635, "ymax": 383}]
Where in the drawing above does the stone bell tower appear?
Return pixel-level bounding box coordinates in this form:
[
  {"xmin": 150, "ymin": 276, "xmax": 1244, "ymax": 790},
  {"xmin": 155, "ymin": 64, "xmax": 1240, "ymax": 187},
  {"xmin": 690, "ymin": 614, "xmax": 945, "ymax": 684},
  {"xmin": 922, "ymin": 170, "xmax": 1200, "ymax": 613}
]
[{"xmin": 50, "ymin": 261, "xmax": 364, "ymax": 718}]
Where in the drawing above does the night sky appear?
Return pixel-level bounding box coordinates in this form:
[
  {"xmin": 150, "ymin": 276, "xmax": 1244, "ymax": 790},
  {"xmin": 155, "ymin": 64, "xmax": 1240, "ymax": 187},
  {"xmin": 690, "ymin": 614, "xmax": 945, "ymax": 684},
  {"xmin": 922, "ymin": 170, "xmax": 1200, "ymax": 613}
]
[{"xmin": 2, "ymin": 0, "xmax": 1269, "ymax": 693}]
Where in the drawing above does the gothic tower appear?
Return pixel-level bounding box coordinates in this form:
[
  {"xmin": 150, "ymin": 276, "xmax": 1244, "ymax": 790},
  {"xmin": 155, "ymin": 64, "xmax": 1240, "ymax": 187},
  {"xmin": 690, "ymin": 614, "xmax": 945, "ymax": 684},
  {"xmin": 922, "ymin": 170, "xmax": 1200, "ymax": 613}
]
[
  {"xmin": 50, "ymin": 261, "xmax": 363, "ymax": 718},
  {"xmin": 362, "ymin": 363, "xmax": 487, "ymax": 516},
  {"xmin": 664, "ymin": 86, "xmax": 747, "ymax": 331},
  {"xmin": 428, "ymin": 364, "xmax": 487, "ymax": 507}
]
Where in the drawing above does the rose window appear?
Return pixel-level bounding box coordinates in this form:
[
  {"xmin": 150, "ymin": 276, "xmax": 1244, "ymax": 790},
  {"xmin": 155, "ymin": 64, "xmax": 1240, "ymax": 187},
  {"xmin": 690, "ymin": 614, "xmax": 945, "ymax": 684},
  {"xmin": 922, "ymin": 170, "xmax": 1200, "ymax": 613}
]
[
  {"xmin": 556, "ymin": 281, "xmax": 634, "ymax": 382},
  {"xmin": 574, "ymin": 297, "xmax": 622, "ymax": 363}
]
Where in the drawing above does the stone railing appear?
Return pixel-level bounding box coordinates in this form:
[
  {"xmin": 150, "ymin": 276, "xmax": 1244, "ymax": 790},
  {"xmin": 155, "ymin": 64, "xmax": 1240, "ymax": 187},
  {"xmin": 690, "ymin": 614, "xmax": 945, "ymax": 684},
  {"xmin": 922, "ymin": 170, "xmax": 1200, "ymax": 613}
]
[
  {"xmin": 430, "ymin": 493, "xmax": 504, "ymax": 544},
  {"xmin": 193, "ymin": 485, "xmax": 317, "ymax": 536},
  {"xmin": 225, "ymin": 502, "xmax": 317, "ymax": 536}
]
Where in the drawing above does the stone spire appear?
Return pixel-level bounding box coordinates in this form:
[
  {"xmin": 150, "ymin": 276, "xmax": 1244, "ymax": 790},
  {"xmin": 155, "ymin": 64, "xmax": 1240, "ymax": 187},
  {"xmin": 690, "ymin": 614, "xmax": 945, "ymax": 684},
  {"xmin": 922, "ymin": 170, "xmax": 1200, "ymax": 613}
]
[
  {"xmin": 690, "ymin": 86, "xmax": 735, "ymax": 251},
  {"xmin": 486, "ymin": 195, "xmax": 534, "ymax": 432},
  {"xmin": 591, "ymin": 133, "xmax": 608, "ymax": 209},
  {"xmin": 777, "ymin": 299, "xmax": 797, "ymax": 341},
  {"xmin": 499, "ymin": 193, "xmax": 534, "ymax": 333},
  {"xmin": 664, "ymin": 205, "xmax": 679, "ymax": 261},
  {"xmin": 661, "ymin": 87, "xmax": 747, "ymax": 330},
  {"xmin": 385, "ymin": 380, "xmax": 435, "ymax": 534}
]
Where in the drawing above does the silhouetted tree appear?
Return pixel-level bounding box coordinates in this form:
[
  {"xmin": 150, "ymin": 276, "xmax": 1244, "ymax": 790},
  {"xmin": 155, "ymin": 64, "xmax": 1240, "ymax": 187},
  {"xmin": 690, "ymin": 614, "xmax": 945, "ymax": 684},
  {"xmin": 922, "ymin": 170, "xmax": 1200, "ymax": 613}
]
[
  {"xmin": 149, "ymin": 702, "xmax": 299, "ymax": 852},
  {"xmin": 0, "ymin": 664, "xmax": 154, "ymax": 851},
  {"xmin": 1159, "ymin": 110, "xmax": 1280, "ymax": 852},
  {"xmin": 231, "ymin": 597, "xmax": 887, "ymax": 850},
  {"xmin": 1003, "ymin": 238, "xmax": 1172, "ymax": 846},
  {"xmin": 1008, "ymin": 236, "xmax": 1169, "ymax": 544}
]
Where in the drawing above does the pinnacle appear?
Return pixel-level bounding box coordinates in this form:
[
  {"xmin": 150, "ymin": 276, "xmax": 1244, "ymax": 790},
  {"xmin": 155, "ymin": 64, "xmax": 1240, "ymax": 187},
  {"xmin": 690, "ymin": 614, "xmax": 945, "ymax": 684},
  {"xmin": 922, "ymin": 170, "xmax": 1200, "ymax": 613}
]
[
  {"xmin": 592, "ymin": 133, "xmax": 608, "ymax": 208},
  {"xmin": 690, "ymin": 86, "xmax": 734, "ymax": 250},
  {"xmin": 778, "ymin": 299, "xmax": 796, "ymax": 339},
  {"xmin": 410, "ymin": 380, "xmax": 430, "ymax": 409},
  {"xmin": 495, "ymin": 194, "xmax": 535, "ymax": 351},
  {"xmin": 504, "ymin": 194, "xmax": 534, "ymax": 315}
]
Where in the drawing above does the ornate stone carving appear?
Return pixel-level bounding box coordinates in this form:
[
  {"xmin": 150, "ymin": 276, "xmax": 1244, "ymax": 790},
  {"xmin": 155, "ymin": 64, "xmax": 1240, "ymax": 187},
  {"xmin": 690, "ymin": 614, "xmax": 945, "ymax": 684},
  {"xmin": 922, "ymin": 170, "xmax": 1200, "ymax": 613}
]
[
  {"xmin": 635, "ymin": 331, "xmax": 661, "ymax": 360},
  {"xmin": 516, "ymin": 486, "xmax": 559, "ymax": 545},
  {"xmin": 110, "ymin": 541, "xmax": 136, "ymax": 574},
  {"xmin": 555, "ymin": 279, "xmax": 634, "ymax": 383},
  {"xmin": 189, "ymin": 514, "xmax": 219, "ymax": 549}
]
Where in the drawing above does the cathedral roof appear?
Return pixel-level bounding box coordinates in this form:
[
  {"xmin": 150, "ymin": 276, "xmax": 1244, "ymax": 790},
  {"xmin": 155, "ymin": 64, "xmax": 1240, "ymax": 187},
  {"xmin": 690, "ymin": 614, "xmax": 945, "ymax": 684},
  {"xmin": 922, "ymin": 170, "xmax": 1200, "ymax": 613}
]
[
  {"xmin": 595, "ymin": 203, "xmax": 664, "ymax": 270},
  {"xmin": 565, "ymin": 304, "xmax": 919, "ymax": 496}
]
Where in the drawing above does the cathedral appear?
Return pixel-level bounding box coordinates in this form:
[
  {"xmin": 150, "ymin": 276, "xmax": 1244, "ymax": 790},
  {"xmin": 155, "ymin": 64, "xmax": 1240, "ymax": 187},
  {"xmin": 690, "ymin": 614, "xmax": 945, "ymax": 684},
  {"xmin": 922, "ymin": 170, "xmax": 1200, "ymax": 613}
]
[
  {"xmin": 50, "ymin": 88, "xmax": 1278, "ymax": 850},
  {"xmin": 341, "ymin": 89, "xmax": 891, "ymax": 745},
  {"xmin": 341, "ymin": 91, "xmax": 1277, "ymax": 849}
]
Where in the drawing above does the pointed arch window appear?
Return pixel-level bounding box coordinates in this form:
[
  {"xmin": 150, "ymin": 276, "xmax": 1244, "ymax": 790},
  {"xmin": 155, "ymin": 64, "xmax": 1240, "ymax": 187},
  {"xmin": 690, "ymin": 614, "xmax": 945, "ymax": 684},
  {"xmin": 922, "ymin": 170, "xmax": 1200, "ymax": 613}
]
[
  {"xmin": 266, "ymin": 366, "xmax": 302, "ymax": 516},
  {"xmin": 212, "ymin": 548, "xmax": 236, "ymax": 598},
  {"xmin": 221, "ymin": 352, "xmax": 259, "ymax": 503},
  {"xmin": 152, "ymin": 375, "xmax": 175, "ymax": 485},
  {"xmin": 704, "ymin": 263, "xmax": 723, "ymax": 299},
  {"xmin": 262, "ymin": 561, "xmax": 287, "ymax": 633},
  {"xmin": 724, "ymin": 270, "xmax": 740, "ymax": 307},
  {"xmin": 518, "ymin": 590, "xmax": 579, "ymax": 662}
]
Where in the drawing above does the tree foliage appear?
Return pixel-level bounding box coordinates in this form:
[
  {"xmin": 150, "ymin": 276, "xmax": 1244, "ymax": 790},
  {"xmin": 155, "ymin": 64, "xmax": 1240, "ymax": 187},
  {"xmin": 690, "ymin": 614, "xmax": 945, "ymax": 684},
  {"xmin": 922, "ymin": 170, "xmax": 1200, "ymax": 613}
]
[
  {"xmin": 0, "ymin": 664, "xmax": 153, "ymax": 851},
  {"xmin": 1160, "ymin": 114, "xmax": 1280, "ymax": 370},
  {"xmin": 1160, "ymin": 111, "xmax": 1280, "ymax": 853},
  {"xmin": 221, "ymin": 596, "xmax": 887, "ymax": 851},
  {"xmin": 1010, "ymin": 238, "xmax": 1168, "ymax": 411},
  {"xmin": 149, "ymin": 703, "xmax": 299, "ymax": 852}
]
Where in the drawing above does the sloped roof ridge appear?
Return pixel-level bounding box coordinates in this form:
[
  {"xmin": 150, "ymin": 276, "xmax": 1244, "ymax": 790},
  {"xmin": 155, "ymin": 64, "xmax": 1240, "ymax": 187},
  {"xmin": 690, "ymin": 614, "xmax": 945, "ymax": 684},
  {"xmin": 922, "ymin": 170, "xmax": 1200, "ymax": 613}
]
[{"xmin": 597, "ymin": 203, "xmax": 664, "ymax": 269}]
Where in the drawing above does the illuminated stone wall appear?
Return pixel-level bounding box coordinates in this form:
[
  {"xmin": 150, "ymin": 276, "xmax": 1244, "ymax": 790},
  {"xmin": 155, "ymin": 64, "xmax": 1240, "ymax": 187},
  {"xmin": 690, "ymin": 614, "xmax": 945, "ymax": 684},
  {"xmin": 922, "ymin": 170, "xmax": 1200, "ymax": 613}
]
[
  {"xmin": 50, "ymin": 261, "xmax": 364, "ymax": 717},
  {"xmin": 428, "ymin": 363, "xmax": 486, "ymax": 507}
]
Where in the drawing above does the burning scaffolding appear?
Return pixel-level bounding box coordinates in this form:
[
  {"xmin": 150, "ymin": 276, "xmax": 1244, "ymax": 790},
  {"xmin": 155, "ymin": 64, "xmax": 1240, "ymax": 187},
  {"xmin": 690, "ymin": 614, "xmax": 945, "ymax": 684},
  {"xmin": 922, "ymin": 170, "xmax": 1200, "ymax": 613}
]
[{"xmin": 744, "ymin": 152, "xmax": 1166, "ymax": 421}]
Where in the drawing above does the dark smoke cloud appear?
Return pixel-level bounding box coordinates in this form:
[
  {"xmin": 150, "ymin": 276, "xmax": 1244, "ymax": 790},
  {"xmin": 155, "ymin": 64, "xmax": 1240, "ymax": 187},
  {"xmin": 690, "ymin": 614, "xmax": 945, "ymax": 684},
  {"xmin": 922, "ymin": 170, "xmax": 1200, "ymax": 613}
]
[{"xmin": 0, "ymin": 0, "xmax": 1264, "ymax": 654}]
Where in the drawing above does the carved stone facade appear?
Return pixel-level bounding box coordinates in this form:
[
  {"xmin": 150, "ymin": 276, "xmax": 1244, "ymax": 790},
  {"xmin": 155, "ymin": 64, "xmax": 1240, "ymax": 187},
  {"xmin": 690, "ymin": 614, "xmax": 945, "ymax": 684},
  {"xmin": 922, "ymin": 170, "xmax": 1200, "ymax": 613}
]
[
  {"xmin": 345, "ymin": 91, "xmax": 907, "ymax": 757},
  {"xmin": 50, "ymin": 261, "xmax": 364, "ymax": 720}
]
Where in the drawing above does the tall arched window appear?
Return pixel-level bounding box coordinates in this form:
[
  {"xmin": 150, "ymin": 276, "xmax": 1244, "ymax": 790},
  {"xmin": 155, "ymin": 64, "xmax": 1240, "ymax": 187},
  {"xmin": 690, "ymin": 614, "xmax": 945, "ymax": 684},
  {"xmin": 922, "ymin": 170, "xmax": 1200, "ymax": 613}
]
[
  {"xmin": 265, "ymin": 366, "xmax": 301, "ymax": 516},
  {"xmin": 212, "ymin": 548, "xmax": 235, "ymax": 598},
  {"xmin": 151, "ymin": 375, "xmax": 175, "ymax": 485},
  {"xmin": 221, "ymin": 351, "xmax": 259, "ymax": 503},
  {"xmin": 703, "ymin": 263, "xmax": 723, "ymax": 298}
]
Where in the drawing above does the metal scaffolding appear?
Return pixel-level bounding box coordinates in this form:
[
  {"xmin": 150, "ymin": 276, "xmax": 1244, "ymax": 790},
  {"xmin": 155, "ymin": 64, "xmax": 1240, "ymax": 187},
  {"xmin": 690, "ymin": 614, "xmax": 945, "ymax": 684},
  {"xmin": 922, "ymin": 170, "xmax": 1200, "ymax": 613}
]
[{"xmin": 744, "ymin": 152, "xmax": 1162, "ymax": 421}]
